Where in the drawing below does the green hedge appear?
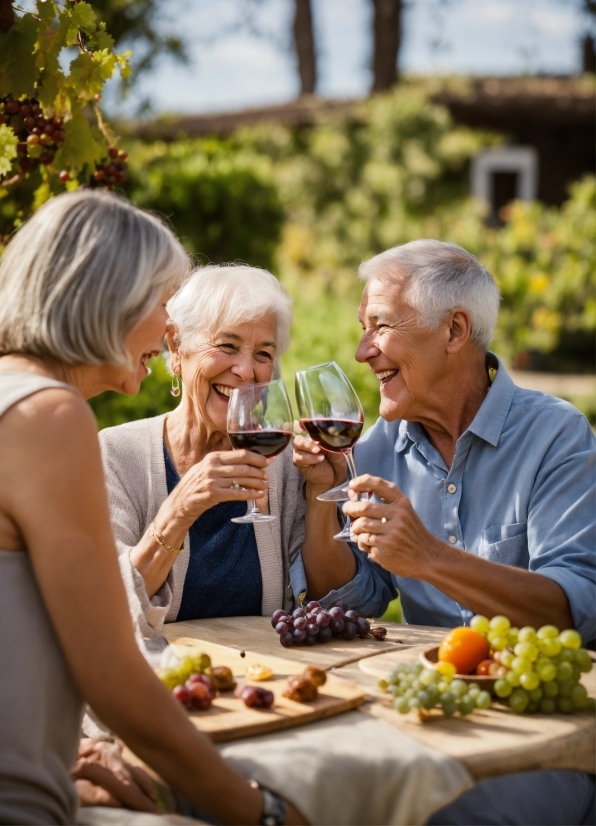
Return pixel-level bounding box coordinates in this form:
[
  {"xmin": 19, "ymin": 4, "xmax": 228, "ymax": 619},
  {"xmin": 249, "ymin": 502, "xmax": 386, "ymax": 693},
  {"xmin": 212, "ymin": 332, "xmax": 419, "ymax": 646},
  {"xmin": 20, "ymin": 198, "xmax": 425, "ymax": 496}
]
[{"xmin": 86, "ymin": 84, "xmax": 594, "ymax": 430}]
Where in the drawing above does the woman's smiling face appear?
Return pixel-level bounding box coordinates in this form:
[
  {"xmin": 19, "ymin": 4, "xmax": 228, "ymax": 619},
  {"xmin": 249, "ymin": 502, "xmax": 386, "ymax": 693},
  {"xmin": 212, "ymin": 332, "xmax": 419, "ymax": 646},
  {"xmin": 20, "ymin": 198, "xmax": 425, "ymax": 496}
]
[{"xmin": 171, "ymin": 314, "xmax": 278, "ymax": 433}]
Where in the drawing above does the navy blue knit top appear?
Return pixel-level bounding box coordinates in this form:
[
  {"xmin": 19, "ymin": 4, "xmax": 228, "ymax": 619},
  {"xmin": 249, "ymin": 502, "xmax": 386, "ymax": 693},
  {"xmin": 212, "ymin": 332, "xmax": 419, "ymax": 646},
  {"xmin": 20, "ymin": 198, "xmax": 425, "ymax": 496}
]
[{"xmin": 163, "ymin": 443, "xmax": 262, "ymax": 620}]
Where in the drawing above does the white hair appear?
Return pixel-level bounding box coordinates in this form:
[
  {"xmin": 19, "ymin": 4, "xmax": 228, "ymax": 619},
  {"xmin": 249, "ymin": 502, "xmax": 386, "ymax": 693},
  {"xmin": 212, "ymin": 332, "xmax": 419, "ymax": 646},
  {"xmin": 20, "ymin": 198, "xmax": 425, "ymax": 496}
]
[
  {"xmin": 358, "ymin": 239, "xmax": 500, "ymax": 351},
  {"xmin": 0, "ymin": 189, "xmax": 190, "ymax": 366},
  {"xmin": 167, "ymin": 264, "xmax": 293, "ymax": 374}
]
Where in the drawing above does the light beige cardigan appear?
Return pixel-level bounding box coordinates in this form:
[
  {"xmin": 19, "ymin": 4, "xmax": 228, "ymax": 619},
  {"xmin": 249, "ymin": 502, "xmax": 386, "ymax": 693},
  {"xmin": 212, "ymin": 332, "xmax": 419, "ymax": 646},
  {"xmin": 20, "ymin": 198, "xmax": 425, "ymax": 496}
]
[{"xmin": 100, "ymin": 414, "xmax": 306, "ymax": 637}]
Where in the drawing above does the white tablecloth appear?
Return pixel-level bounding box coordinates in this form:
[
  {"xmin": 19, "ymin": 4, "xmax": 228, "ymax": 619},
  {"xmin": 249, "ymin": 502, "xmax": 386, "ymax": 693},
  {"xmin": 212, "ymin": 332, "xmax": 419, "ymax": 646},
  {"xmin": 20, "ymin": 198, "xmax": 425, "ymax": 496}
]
[{"xmin": 220, "ymin": 710, "xmax": 474, "ymax": 825}]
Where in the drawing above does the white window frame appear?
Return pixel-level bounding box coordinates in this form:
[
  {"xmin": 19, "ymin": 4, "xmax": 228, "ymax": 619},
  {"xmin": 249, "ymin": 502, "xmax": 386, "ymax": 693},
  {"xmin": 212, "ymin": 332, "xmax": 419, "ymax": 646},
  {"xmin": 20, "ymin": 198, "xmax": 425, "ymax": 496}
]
[{"xmin": 471, "ymin": 146, "xmax": 539, "ymax": 205}]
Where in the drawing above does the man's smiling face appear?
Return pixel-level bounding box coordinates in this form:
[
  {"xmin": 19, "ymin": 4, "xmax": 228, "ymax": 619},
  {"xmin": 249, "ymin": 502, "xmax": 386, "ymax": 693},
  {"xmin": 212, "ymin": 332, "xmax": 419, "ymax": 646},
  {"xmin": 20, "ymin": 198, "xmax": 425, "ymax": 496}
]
[{"xmin": 356, "ymin": 272, "xmax": 449, "ymax": 423}]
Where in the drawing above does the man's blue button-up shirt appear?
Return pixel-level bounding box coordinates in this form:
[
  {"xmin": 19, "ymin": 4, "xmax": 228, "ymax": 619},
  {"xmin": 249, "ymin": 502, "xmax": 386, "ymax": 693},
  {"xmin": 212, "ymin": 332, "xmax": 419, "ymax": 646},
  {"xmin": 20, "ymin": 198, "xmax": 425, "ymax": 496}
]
[{"xmin": 324, "ymin": 357, "xmax": 596, "ymax": 644}]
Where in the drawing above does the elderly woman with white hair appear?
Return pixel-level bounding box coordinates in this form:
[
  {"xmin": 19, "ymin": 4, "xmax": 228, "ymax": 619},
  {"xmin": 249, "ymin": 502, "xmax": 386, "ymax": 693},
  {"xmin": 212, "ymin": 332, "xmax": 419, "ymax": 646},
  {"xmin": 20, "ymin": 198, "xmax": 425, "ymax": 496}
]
[{"xmin": 101, "ymin": 264, "xmax": 306, "ymax": 636}]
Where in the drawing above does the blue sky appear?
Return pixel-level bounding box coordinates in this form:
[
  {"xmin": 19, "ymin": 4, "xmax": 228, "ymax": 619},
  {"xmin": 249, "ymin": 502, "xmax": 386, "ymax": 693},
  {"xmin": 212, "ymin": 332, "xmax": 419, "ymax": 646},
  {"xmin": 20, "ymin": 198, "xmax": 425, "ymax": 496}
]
[{"xmin": 108, "ymin": 0, "xmax": 588, "ymax": 115}]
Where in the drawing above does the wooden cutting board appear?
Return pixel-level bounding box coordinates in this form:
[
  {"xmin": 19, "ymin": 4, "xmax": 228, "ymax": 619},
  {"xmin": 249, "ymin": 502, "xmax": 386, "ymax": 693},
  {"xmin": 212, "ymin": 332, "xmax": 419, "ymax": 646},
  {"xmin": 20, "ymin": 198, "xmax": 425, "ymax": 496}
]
[
  {"xmin": 162, "ymin": 616, "xmax": 446, "ymax": 669},
  {"xmin": 356, "ymin": 644, "xmax": 596, "ymax": 780},
  {"xmin": 165, "ymin": 637, "xmax": 366, "ymax": 742}
]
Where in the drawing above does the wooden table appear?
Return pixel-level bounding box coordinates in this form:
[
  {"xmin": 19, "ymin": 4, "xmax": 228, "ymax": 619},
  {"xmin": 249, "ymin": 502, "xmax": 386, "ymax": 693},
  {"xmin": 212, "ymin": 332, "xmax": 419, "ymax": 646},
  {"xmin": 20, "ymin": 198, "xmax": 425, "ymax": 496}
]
[{"xmin": 162, "ymin": 617, "xmax": 596, "ymax": 782}]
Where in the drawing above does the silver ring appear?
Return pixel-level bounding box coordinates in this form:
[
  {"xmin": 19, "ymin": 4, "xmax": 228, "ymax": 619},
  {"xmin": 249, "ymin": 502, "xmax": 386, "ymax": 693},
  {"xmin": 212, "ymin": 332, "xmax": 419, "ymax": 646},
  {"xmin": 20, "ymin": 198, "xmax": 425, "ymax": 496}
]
[{"xmin": 381, "ymin": 517, "xmax": 387, "ymax": 524}]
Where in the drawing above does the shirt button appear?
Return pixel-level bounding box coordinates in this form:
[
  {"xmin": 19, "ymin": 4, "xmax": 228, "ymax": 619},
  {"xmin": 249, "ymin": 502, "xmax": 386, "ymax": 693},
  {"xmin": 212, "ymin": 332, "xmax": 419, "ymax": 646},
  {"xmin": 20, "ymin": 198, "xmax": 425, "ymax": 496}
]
[
  {"xmin": 447, "ymin": 483, "xmax": 457, "ymax": 494},
  {"xmin": 448, "ymin": 535, "xmax": 457, "ymax": 544}
]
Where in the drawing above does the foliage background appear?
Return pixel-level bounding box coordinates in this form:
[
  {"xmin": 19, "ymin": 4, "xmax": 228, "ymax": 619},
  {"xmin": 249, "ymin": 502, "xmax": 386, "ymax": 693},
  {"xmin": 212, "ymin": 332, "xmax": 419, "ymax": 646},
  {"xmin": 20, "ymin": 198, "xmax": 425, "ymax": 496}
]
[{"xmin": 90, "ymin": 83, "xmax": 596, "ymax": 429}]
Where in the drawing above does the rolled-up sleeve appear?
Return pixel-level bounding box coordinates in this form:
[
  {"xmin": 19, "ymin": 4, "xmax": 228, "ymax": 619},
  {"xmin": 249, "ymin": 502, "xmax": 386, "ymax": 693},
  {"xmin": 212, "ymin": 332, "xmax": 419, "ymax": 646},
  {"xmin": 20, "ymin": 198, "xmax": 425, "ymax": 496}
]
[
  {"xmin": 527, "ymin": 415, "xmax": 596, "ymax": 644},
  {"xmin": 319, "ymin": 545, "xmax": 398, "ymax": 618}
]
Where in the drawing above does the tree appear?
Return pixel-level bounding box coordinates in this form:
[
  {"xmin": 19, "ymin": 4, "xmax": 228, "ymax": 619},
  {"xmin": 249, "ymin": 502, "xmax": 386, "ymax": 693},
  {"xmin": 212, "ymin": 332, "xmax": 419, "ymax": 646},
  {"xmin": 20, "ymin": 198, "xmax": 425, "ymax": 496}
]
[
  {"xmin": 0, "ymin": 1, "xmax": 130, "ymax": 246},
  {"xmin": 89, "ymin": 0, "xmax": 187, "ymax": 101},
  {"xmin": 293, "ymin": 0, "xmax": 317, "ymax": 96},
  {"xmin": 370, "ymin": 0, "xmax": 403, "ymax": 92}
]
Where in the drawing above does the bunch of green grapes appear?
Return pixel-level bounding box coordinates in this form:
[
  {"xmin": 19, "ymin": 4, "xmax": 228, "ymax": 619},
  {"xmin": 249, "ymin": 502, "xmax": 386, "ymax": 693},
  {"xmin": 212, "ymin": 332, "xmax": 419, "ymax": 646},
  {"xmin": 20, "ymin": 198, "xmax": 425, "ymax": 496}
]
[
  {"xmin": 380, "ymin": 661, "xmax": 492, "ymax": 717},
  {"xmin": 470, "ymin": 615, "xmax": 594, "ymax": 715},
  {"xmin": 158, "ymin": 651, "xmax": 212, "ymax": 690}
]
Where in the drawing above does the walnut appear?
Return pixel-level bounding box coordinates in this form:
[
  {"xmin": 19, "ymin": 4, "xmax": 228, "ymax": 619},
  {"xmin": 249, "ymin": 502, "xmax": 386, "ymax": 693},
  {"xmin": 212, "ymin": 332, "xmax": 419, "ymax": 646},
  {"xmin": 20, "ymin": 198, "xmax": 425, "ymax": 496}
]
[
  {"xmin": 283, "ymin": 675, "xmax": 318, "ymax": 702},
  {"xmin": 302, "ymin": 666, "xmax": 327, "ymax": 686},
  {"xmin": 370, "ymin": 626, "xmax": 388, "ymax": 641}
]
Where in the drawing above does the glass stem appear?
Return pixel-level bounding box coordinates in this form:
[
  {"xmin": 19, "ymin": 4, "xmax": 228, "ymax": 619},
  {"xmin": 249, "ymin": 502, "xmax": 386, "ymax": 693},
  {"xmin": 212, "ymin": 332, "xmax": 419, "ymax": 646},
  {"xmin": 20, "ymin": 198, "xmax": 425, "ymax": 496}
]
[
  {"xmin": 345, "ymin": 449, "xmax": 358, "ymax": 485},
  {"xmin": 248, "ymin": 500, "xmax": 259, "ymax": 515}
]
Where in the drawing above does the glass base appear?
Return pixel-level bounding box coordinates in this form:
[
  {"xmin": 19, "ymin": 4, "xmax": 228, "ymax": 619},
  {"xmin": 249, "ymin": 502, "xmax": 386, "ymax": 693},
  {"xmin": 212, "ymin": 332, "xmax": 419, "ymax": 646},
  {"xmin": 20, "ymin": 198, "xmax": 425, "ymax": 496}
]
[
  {"xmin": 333, "ymin": 524, "xmax": 353, "ymax": 541},
  {"xmin": 231, "ymin": 513, "xmax": 277, "ymax": 524},
  {"xmin": 316, "ymin": 482, "xmax": 350, "ymax": 502}
]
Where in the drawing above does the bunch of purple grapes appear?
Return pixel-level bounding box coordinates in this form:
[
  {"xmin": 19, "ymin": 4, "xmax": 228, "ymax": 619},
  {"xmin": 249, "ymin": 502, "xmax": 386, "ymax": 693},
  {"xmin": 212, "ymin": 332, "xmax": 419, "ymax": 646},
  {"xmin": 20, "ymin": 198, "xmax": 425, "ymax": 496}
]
[{"xmin": 271, "ymin": 600, "xmax": 370, "ymax": 648}]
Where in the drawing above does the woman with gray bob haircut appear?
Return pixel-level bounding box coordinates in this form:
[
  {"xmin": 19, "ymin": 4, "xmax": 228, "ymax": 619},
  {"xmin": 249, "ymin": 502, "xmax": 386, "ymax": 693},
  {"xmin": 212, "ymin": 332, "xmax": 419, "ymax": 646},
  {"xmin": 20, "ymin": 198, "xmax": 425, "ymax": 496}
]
[
  {"xmin": 0, "ymin": 190, "xmax": 303, "ymax": 824},
  {"xmin": 0, "ymin": 188, "xmax": 187, "ymax": 378},
  {"xmin": 99, "ymin": 263, "xmax": 307, "ymax": 639}
]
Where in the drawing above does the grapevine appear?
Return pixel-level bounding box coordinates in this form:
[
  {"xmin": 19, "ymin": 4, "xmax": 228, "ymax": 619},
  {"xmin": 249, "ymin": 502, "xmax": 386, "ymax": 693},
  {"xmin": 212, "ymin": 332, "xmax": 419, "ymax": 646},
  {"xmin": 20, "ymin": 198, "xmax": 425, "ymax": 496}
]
[{"xmin": 0, "ymin": 1, "xmax": 131, "ymax": 244}]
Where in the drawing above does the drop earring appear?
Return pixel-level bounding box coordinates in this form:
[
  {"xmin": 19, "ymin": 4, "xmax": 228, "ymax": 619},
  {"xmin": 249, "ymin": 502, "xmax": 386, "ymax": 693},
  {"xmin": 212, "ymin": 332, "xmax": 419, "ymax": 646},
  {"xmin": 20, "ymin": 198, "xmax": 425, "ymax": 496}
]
[{"xmin": 171, "ymin": 374, "xmax": 181, "ymax": 397}]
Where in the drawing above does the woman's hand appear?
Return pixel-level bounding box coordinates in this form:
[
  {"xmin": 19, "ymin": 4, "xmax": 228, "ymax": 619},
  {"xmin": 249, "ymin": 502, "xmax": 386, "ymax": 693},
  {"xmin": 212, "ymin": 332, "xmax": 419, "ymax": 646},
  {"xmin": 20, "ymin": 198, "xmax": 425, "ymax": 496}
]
[
  {"xmin": 73, "ymin": 739, "xmax": 160, "ymax": 813},
  {"xmin": 292, "ymin": 429, "xmax": 347, "ymax": 499},
  {"xmin": 342, "ymin": 474, "xmax": 438, "ymax": 579},
  {"xmin": 168, "ymin": 448, "xmax": 269, "ymax": 525}
]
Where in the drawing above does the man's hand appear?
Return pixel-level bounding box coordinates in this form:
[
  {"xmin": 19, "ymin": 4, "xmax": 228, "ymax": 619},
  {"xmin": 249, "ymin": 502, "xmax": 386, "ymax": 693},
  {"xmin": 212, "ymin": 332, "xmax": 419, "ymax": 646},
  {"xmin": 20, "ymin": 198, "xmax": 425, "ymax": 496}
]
[
  {"xmin": 73, "ymin": 739, "xmax": 160, "ymax": 813},
  {"xmin": 343, "ymin": 474, "xmax": 439, "ymax": 578},
  {"xmin": 292, "ymin": 427, "xmax": 347, "ymax": 498}
]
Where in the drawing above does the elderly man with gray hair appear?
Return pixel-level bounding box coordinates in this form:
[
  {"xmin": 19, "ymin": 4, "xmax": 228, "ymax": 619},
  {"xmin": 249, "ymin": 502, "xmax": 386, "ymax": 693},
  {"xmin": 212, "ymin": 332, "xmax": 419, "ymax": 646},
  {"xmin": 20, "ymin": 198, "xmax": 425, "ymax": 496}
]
[{"xmin": 294, "ymin": 239, "xmax": 595, "ymax": 825}]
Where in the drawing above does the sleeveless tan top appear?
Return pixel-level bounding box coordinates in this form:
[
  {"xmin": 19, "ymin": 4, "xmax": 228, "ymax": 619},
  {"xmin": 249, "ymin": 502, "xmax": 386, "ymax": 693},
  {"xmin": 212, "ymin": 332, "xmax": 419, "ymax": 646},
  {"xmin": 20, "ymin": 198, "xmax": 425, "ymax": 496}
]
[{"xmin": 0, "ymin": 373, "xmax": 84, "ymax": 825}]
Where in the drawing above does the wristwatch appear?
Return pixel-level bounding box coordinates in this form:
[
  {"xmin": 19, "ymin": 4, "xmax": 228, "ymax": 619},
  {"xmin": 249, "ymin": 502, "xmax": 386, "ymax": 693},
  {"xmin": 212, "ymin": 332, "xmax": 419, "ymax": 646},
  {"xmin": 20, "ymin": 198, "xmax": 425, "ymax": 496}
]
[{"xmin": 250, "ymin": 780, "xmax": 287, "ymax": 825}]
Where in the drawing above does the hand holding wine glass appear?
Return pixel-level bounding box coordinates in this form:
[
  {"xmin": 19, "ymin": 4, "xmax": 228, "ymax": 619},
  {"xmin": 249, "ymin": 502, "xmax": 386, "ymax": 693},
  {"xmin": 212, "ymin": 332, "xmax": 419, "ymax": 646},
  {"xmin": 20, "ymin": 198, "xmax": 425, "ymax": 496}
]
[{"xmin": 227, "ymin": 379, "xmax": 293, "ymax": 524}]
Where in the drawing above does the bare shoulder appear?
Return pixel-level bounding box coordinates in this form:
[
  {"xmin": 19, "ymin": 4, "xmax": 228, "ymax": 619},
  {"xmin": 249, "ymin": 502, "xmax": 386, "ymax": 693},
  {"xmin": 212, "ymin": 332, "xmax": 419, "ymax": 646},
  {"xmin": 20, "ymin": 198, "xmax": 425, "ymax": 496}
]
[{"xmin": 0, "ymin": 386, "xmax": 97, "ymax": 454}]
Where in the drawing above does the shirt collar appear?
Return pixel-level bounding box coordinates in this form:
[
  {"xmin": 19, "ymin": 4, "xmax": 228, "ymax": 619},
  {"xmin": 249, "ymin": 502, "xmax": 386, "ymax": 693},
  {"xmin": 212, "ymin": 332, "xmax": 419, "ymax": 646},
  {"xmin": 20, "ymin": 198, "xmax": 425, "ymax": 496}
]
[{"xmin": 394, "ymin": 353, "xmax": 516, "ymax": 452}]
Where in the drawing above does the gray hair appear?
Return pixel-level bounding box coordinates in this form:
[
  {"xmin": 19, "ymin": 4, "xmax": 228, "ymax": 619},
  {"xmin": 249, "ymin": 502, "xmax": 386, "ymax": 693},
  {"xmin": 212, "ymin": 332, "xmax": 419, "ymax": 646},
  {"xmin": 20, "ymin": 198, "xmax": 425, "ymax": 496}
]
[
  {"xmin": 0, "ymin": 189, "xmax": 190, "ymax": 366},
  {"xmin": 358, "ymin": 239, "xmax": 500, "ymax": 351},
  {"xmin": 167, "ymin": 264, "xmax": 293, "ymax": 373}
]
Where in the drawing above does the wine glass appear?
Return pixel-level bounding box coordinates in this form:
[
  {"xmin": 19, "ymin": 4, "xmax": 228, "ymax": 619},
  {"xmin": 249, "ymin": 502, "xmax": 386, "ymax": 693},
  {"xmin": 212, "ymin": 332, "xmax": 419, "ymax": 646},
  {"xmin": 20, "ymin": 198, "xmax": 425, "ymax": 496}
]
[
  {"xmin": 295, "ymin": 361, "xmax": 364, "ymax": 540},
  {"xmin": 227, "ymin": 379, "xmax": 293, "ymax": 524}
]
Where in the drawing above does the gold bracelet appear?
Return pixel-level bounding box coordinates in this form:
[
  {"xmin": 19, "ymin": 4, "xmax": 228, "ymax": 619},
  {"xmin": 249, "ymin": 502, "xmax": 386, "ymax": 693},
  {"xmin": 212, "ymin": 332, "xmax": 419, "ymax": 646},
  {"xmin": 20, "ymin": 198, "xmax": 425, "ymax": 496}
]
[{"xmin": 150, "ymin": 521, "xmax": 183, "ymax": 554}]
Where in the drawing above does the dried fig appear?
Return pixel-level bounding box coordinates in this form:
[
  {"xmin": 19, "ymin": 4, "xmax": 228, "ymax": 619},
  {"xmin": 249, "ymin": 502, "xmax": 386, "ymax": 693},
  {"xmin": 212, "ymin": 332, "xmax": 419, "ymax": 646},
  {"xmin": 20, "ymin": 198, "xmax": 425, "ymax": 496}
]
[{"xmin": 210, "ymin": 666, "xmax": 236, "ymax": 691}]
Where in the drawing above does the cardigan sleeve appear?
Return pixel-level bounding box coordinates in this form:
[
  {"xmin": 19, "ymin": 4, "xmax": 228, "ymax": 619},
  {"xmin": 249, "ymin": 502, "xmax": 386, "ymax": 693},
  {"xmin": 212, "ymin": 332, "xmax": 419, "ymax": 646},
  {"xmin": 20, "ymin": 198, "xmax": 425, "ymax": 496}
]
[
  {"xmin": 279, "ymin": 448, "xmax": 307, "ymax": 607},
  {"xmin": 100, "ymin": 429, "xmax": 175, "ymax": 638}
]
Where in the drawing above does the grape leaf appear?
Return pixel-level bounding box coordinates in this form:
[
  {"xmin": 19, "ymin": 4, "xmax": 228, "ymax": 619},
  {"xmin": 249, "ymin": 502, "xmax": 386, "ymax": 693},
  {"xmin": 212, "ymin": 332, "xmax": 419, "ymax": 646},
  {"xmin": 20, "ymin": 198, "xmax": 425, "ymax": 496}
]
[
  {"xmin": 90, "ymin": 30, "xmax": 115, "ymax": 51},
  {"xmin": 36, "ymin": 7, "xmax": 69, "ymax": 76},
  {"xmin": 60, "ymin": 108, "xmax": 102, "ymax": 169},
  {"xmin": 66, "ymin": 3, "xmax": 97, "ymax": 44},
  {"xmin": 37, "ymin": 0, "xmax": 57, "ymax": 28},
  {"xmin": 69, "ymin": 50, "xmax": 119, "ymax": 98},
  {"xmin": 0, "ymin": 14, "xmax": 38, "ymax": 97},
  {"xmin": 37, "ymin": 68, "xmax": 68, "ymax": 113},
  {"xmin": 0, "ymin": 125, "xmax": 18, "ymax": 178}
]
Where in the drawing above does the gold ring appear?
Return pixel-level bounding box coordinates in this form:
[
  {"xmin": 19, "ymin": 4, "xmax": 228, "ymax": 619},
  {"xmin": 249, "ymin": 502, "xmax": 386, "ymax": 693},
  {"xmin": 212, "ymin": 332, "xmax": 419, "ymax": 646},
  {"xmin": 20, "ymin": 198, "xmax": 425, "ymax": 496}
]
[
  {"xmin": 231, "ymin": 479, "xmax": 239, "ymax": 488},
  {"xmin": 381, "ymin": 517, "xmax": 387, "ymax": 524}
]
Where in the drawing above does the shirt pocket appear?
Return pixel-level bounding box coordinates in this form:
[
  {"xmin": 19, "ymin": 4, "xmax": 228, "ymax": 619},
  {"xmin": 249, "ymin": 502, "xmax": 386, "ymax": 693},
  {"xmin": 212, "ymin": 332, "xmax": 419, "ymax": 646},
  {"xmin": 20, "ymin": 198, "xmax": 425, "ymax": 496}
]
[{"xmin": 479, "ymin": 522, "xmax": 529, "ymax": 568}]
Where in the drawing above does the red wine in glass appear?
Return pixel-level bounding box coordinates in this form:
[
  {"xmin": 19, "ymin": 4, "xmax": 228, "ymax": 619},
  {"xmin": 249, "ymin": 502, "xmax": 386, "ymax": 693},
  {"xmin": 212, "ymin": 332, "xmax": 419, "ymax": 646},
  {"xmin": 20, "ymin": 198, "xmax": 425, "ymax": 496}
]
[
  {"xmin": 228, "ymin": 430, "xmax": 292, "ymax": 458},
  {"xmin": 299, "ymin": 419, "xmax": 363, "ymax": 453},
  {"xmin": 227, "ymin": 380, "xmax": 293, "ymax": 524}
]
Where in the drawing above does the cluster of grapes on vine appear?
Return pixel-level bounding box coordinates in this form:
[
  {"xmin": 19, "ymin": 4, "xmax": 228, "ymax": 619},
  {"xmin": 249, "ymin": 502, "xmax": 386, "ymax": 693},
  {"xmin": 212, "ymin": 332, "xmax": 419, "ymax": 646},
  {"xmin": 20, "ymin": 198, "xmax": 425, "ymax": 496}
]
[{"xmin": 0, "ymin": 0, "xmax": 132, "ymax": 245}]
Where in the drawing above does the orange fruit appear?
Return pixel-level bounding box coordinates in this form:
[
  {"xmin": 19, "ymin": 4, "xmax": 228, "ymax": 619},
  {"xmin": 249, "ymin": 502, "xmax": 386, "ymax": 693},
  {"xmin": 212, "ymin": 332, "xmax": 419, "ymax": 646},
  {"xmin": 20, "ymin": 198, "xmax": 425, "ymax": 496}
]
[{"xmin": 438, "ymin": 627, "xmax": 491, "ymax": 675}]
